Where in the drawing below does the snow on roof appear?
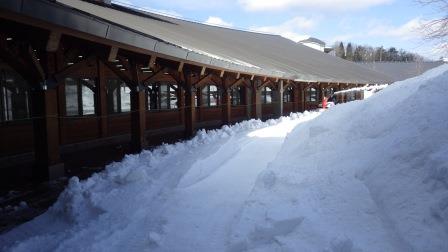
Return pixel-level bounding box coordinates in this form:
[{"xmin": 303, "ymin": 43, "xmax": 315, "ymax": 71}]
[
  {"xmin": 298, "ymin": 37, "xmax": 326, "ymax": 46},
  {"xmin": 48, "ymin": 0, "xmax": 391, "ymax": 84}
]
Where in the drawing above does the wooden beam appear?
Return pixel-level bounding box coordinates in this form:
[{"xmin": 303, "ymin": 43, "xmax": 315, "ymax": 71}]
[
  {"xmin": 108, "ymin": 46, "xmax": 119, "ymax": 62},
  {"xmin": 193, "ymin": 73, "xmax": 216, "ymax": 88},
  {"xmin": 27, "ymin": 46, "xmax": 45, "ymax": 81},
  {"xmin": 220, "ymin": 70, "xmax": 225, "ymax": 78},
  {"xmin": 250, "ymin": 75, "xmax": 255, "ymax": 81},
  {"xmin": 200, "ymin": 66, "xmax": 206, "ymax": 76},
  {"xmin": 236, "ymin": 72, "xmax": 241, "ymax": 79},
  {"xmin": 46, "ymin": 31, "xmax": 61, "ymax": 52},
  {"xmin": 177, "ymin": 61, "xmax": 184, "ymax": 72},
  {"xmin": 229, "ymin": 78, "xmax": 245, "ymax": 88},
  {"xmin": 275, "ymin": 77, "xmax": 279, "ymax": 83},
  {"xmin": 1, "ymin": 11, "xmax": 303, "ymax": 85},
  {"xmin": 263, "ymin": 76, "xmax": 268, "ymax": 82},
  {"xmin": 148, "ymin": 55, "xmax": 157, "ymax": 69}
]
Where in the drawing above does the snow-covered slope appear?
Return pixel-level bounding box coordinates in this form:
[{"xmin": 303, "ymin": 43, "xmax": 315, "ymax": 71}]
[
  {"xmin": 230, "ymin": 64, "xmax": 448, "ymax": 252},
  {"xmin": 1, "ymin": 64, "xmax": 448, "ymax": 251}
]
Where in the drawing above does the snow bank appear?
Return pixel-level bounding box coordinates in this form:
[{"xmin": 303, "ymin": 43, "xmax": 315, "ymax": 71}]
[
  {"xmin": 0, "ymin": 111, "xmax": 320, "ymax": 252},
  {"xmin": 229, "ymin": 64, "xmax": 448, "ymax": 251}
]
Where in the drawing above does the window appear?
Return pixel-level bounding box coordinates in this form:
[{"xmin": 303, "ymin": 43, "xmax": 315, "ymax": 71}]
[
  {"xmin": 201, "ymin": 85, "xmax": 219, "ymax": 107},
  {"xmin": 65, "ymin": 78, "xmax": 95, "ymax": 116},
  {"xmin": 283, "ymin": 86, "xmax": 293, "ymax": 103},
  {"xmin": 231, "ymin": 86, "xmax": 244, "ymax": 106},
  {"xmin": 147, "ymin": 83, "xmax": 178, "ymax": 110},
  {"xmin": 0, "ymin": 66, "xmax": 30, "ymax": 122},
  {"xmin": 306, "ymin": 87, "xmax": 318, "ymax": 102},
  {"xmin": 262, "ymin": 86, "xmax": 273, "ymax": 104},
  {"xmin": 324, "ymin": 88, "xmax": 335, "ymax": 98},
  {"xmin": 107, "ymin": 79, "xmax": 131, "ymax": 113}
]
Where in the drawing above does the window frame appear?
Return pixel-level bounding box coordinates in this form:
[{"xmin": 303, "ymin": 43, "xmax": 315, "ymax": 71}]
[
  {"xmin": 0, "ymin": 66, "xmax": 30, "ymax": 122},
  {"xmin": 283, "ymin": 86, "xmax": 294, "ymax": 103},
  {"xmin": 306, "ymin": 87, "xmax": 318, "ymax": 102},
  {"xmin": 107, "ymin": 79, "xmax": 131, "ymax": 114},
  {"xmin": 146, "ymin": 82, "xmax": 179, "ymax": 111},
  {"xmin": 262, "ymin": 86, "xmax": 273, "ymax": 104},
  {"xmin": 64, "ymin": 77, "xmax": 96, "ymax": 117},
  {"xmin": 201, "ymin": 84, "xmax": 220, "ymax": 107},
  {"xmin": 231, "ymin": 85, "xmax": 244, "ymax": 106}
]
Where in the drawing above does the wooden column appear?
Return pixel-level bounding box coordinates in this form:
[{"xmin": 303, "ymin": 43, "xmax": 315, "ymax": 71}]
[
  {"xmin": 222, "ymin": 88, "xmax": 231, "ymax": 125},
  {"xmin": 293, "ymin": 84, "xmax": 300, "ymax": 112},
  {"xmin": 300, "ymin": 84, "xmax": 306, "ymax": 112},
  {"xmin": 130, "ymin": 62, "xmax": 146, "ymax": 153},
  {"xmin": 275, "ymin": 80, "xmax": 284, "ymax": 117},
  {"xmin": 252, "ymin": 86, "xmax": 262, "ymax": 119},
  {"xmin": 185, "ymin": 86, "xmax": 196, "ymax": 137},
  {"xmin": 96, "ymin": 59, "xmax": 108, "ymax": 137},
  {"xmin": 245, "ymin": 86, "xmax": 252, "ymax": 119},
  {"xmin": 178, "ymin": 85, "xmax": 185, "ymax": 124},
  {"xmin": 32, "ymin": 86, "xmax": 64, "ymax": 181}
]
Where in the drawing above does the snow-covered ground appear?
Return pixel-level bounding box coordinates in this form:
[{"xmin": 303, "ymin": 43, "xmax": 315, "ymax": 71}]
[{"xmin": 1, "ymin": 64, "xmax": 448, "ymax": 251}]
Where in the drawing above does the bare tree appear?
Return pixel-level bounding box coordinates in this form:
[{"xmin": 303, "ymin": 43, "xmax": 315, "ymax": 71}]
[{"xmin": 418, "ymin": 0, "xmax": 448, "ymax": 49}]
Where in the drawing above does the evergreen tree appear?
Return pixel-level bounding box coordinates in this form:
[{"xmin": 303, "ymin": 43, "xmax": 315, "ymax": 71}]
[
  {"xmin": 337, "ymin": 42, "xmax": 346, "ymax": 59},
  {"xmin": 346, "ymin": 43, "xmax": 354, "ymax": 61}
]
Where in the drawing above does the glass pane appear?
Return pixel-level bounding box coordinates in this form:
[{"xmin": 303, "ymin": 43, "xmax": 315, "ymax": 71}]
[
  {"xmin": 169, "ymin": 85, "xmax": 178, "ymax": 109},
  {"xmin": 65, "ymin": 78, "xmax": 79, "ymax": 116},
  {"xmin": 121, "ymin": 85, "xmax": 131, "ymax": 112},
  {"xmin": 5, "ymin": 88, "xmax": 12, "ymax": 120},
  {"xmin": 112, "ymin": 88, "xmax": 118, "ymax": 113},
  {"xmin": 265, "ymin": 87, "xmax": 272, "ymax": 104},
  {"xmin": 202, "ymin": 86, "xmax": 208, "ymax": 107},
  {"xmin": 82, "ymin": 84, "xmax": 95, "ymax": 115},
  {"xmin": 160, "ymin": 84, "xmax": 169, "ymax": 109},
  {"xmin": 210, "ymin": 91, "xmax": 218, "ymax": 106}
]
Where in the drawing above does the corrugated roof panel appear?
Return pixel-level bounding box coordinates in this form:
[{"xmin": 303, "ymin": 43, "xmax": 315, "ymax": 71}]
[{"xmin": 55, "ymin": 0, "xmax": 391, "ymax": 83}]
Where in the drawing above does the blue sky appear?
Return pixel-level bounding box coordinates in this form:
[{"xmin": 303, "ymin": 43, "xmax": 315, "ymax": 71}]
[{"xmin": 114, "ymin": 0, "xmax": 445, "ymax": 60}]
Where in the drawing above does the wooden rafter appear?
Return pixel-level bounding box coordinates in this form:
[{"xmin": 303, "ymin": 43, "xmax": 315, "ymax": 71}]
[
  {"xmin": 108, "ymin": 46, "xmax": 119, "ymax": 62},
  {"xmin": 55, "ymin": 55, "xmax": 97, "ymax": 80},
  {"xmin": 177, "ymin": 61, "xmax": 184, "ymax": 72},
  {"xmin": 200, "ymin": 66, "xmax": 206, "ymax": 76},
  {"xmin": 0, "ymin": 43, "xmax": 43, "ymax": 85},
  {"xmin": 46, "ymin": 31, "xmax": 61, "ymax": 52},
  {"xmin": 148, "ymin": 55, "xmax": 157, "ymax": 69},
  {"xmin": 193, "ymin": 73, "xmax": 219, "ymax": 88},
  {"xmin": 101, "ymin": 58, "xmax": 133, "ymax": 86}
]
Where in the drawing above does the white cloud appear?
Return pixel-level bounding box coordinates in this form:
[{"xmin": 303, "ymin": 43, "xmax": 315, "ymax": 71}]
[
  {"xmin": 239, "ymin": 0, "xmax": 392, "ymax": 11},
  {"xmin": 204, "ymin": 16, "xmax": 234, "ymax": 27},
  {"xmin": 367, "ymin": 17, "xmax": 426, "ymax": 40},
  {"xmin": 251, "ymin": 16, "xmax": 317, "ymax": 42}
]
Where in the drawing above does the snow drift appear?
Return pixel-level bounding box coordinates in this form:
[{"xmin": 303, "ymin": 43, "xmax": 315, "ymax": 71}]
[
  {"xmin": 1, "ymin": 64, "xmax": 448, "ymax": 252},
  {"xmin": 230, "ymin": 65, "xmax": 448, "ymax": 252}
]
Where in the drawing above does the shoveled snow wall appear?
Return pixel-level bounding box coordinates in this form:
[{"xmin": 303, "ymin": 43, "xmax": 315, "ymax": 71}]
[{"xmin": 228, "ymin": 65, "xmax": 448, "ymax": 251}]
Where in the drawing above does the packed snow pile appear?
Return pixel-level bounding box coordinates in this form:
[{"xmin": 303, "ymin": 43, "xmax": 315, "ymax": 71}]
[{"xmin": 1, "ymin": 64, "xmax": 448, "ymax": 251}]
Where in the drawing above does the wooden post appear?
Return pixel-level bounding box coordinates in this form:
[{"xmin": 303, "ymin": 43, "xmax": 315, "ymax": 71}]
[
  {"xmin": 130, "ymin": 61, "xmax": 146, "ymax": 153},
  {"xmin": 245, "ymin": 85, "xmax": 251, "ymax": 119},
  {"xmin": 178, "ymin": 85, "xmax": 185, "ymax": 124},
  {"xmin": 293, "ymin": 84, "xmax": 300, "ymax": 112},
  {"xmin": 275, "ymin": 80, "xmax": 284, "ymax": 117},
  {"xmin": 31, "ymin": 85, "xmax": 64, "ymax": 181},
  {"xmin": 185, "ymin": 86, "xmax": 196, "ymax": 137},
  {"xmin": 97, "ymin": 59, "xmax": 108, "ymax": 137},
  {"xmin": 252, "ymin": 87, "xmax": 262, "ymax": 119},
  {"xmin": 222, "ymin": 88, "xmax": 231, "ymax": 125},
  {"xmin": 300, "ymin": 83, "xmax": 306, "ymax": 112}
]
